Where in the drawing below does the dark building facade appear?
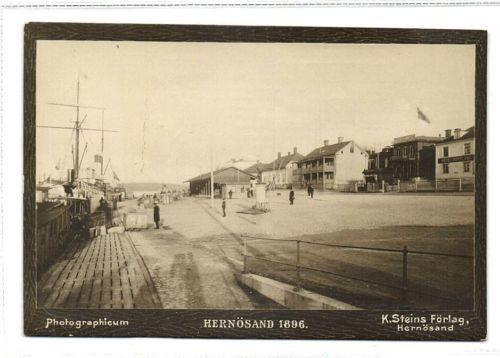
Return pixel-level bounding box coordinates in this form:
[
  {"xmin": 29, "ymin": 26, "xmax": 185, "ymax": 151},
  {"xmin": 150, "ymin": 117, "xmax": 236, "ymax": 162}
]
[
  {"xmin": 363, "ymin": 146, "xmax": 395, "ymax": 183},
  {"xmin": 391, "ymin": 135, "xmax": 442, "ymax": 181}
]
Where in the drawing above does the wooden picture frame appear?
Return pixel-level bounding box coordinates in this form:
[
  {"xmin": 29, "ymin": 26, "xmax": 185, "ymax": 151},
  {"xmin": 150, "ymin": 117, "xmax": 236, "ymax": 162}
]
[{"xmin": 24, "ymin": 23, "xmax": 486, "ymax": 340}]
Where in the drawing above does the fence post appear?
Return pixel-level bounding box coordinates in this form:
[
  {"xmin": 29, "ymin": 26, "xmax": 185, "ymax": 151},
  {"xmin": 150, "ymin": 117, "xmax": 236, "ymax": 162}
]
[
  {"xmin": 459, "ymin": 178, "xmax": 463, "ymax": 192},
  {"xmin": 435, "ymin": 179, "xmax": 438, "ymax": 192},
  {"xmin": 295, "ymin": 240, "xmax": 301, "ymax": 291},
  {"xmin": 414, "ymin": 178, "xmax": 418, "ymax": 193},
  {"xmin": 402, "ymin": 246, "xmax": 408, "ymax": 304},
  {"xmin": 243, "ymin": 237, "xmax": 248, "ymax": 274},
  {"xmin": 397, "ymin": 179, "xmax": 400, "ymax": 193}
]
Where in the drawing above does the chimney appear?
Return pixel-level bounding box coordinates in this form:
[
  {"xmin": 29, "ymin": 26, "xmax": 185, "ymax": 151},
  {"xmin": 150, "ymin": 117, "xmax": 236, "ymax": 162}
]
[
  {"xmin": 445, "ymin": 129, "xmax": 452, "ymax": 138},
  {"xmin": 278, "ymin": 152, "xmax": 281, "ymax": 158},
  {"xmin": 338, "ymin": 136, "xmax": 344, "ymax": 143},
  {"xmin": 323, "ymin": 140, "xmax": 329, "ymax": 147},
  {"xmin": 454, "ymin": 128, "xmax": 462, "ymax": 140},
  {"xmin": 293, "ymin": 147, "xmax": 297, "ymax": 154}
]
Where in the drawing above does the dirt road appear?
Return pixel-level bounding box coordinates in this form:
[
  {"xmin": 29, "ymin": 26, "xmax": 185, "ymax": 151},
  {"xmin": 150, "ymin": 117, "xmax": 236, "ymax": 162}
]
[
  {"xmin": 122, "ymin": 199, "xmax": 278, "ymax": 309},
  {"xmin": 120, "ymin": 191, "xmax": 474, "ymax": 310}
]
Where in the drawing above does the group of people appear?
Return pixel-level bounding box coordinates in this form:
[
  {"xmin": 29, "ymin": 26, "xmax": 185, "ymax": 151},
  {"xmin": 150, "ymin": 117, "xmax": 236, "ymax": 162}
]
[{"xmin": 222, "ymin": 183, "xmax": 315, "ymax": 215}]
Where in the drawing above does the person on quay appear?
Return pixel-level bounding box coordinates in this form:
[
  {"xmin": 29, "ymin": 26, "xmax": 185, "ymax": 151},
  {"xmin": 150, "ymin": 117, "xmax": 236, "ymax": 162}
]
[
  {"xmin": 289, "ymin": 189, "xmax": 295, "ymax": 205},
  {"xmin": 153, "ymin": 202, "xmax": 161, "ymax": 229},
  {"xmin": 99, "ymin": 196, "xmax": 107, "ymax": 210},
  {"xmin": 310, "ymin": 185, "xmax": 314, "ymax": 199},
  {"xmin": 222, "ymin": 198, "xmax": 227, "ymax": 217},
  {"xmin": 228, "ymin": 189, "xmax": 233, "ymax": 199}
]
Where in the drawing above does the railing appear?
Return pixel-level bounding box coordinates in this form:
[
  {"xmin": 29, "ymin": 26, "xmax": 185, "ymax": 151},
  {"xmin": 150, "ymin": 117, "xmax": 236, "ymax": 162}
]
[
  {"xmin": 242, "ymin": 235, "xmax": 473, "ymax": 304},
  {"xmin": 300, "ymin": 165, "xmax": 334, "ymax": 174}
]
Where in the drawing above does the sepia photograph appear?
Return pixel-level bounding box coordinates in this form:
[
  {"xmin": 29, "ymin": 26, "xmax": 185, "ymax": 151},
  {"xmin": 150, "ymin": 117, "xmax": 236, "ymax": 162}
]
[{"xmin": 24, "ymin": 23, "xmax": 486, "ymax": 339}]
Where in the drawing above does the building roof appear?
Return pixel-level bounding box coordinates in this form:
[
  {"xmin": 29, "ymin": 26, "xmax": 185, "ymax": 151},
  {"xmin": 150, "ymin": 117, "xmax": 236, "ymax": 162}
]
[
  {"xmin": 185, "ymin": 166, "xmax": 255, "ymax": 183},
  {"xmin": 244, "ymin": 162, "xmax": 267, "ymax": 174},
  {"xmin": 393, "ymin": 134, "xmax": 443, "ymax": 145},
  {"xmin": 301, "ymin": 141, "xmax": 352, "ymax": 162},
  {"xmin": 260, "ymin": 152, "xmax": 305, "ymax": 172},
  {"xmin": 437, "ymin": 126, "xmax": 475, "ymax": 145}
]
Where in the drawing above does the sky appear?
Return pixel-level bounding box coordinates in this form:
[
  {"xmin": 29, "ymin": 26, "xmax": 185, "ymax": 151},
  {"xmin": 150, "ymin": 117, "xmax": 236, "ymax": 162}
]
[{"xmin": 36, "ymin": 40, "xmax": 475, "ymax": 184}]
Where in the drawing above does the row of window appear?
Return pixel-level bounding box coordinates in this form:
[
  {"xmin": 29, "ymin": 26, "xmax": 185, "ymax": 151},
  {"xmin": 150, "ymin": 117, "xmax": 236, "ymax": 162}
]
[
  {"xmin": 303, "ymin": 172, "xmax": 334, "ymax": 180},
  {"xmin": 394, "ymin": 145, "xmax": 416, "ymax": 157},
  {"xmin": 442, "ymin": 161, "xmax": 472, "ymax": 174},
  {"xmin": 442, "ymin": 142, "xmax": 471, "ymax": 158}
]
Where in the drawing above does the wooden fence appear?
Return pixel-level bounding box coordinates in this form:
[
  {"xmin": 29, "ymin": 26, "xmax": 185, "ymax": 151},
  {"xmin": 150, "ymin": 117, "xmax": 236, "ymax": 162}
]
[{"xmin": 366, "ymin": 178, "xmax": 474, "ymax": 193}]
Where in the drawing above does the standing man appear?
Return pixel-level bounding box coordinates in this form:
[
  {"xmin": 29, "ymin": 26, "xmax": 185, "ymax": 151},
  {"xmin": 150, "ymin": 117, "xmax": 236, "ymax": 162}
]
[
  {"xmin": 289, "ymin": 189, "xmax": 295, "ymax": 205},
  {"xmin": 99, "ymin": 196, "xmax": 107, "ymax": 210},
  {"xmin": 310, "ymin": 186, "xmax": 314, "ymax": 199},
  {"xmin": 153, "ymin": 202, "xmax": 160, "ymax": 229},
  {"xmin": 228, "ymin": 189, "xmax": 233, "ymax": 199},
  {"xmin": 222, "ymin": 198, "xmax": 227, "ymax": 217}
]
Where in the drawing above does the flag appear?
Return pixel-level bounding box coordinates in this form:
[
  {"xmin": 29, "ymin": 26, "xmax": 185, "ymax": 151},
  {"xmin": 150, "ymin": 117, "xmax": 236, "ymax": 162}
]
[
  {"xmin": 113, "ymin": 171, "xmax": 120, "ymax": 181},
  {"xmin": 417, "ymin": 107, "xmax": 431, "ymax": 124},
  {"xmin": 94, "ymin": 154, "xmax": 103, "ymax": 164}
]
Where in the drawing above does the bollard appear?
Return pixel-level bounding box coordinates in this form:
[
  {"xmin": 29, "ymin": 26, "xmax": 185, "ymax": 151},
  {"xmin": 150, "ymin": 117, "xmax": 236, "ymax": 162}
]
[
  {"xmin": 402, "ymin": 246, "xmax": 408, "ymax": 303},
  {"xmin": 294, "ymin": 240, "xmax": 301, "ymax": 291}
]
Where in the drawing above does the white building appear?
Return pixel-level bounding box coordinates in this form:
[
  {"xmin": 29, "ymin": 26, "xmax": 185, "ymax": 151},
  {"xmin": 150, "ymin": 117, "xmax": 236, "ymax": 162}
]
[
  {"xmin": 299, "ymin": 138, "xmax": 368, "ymax": 190},
  {"xmin": 435, "ymin": 127, "xmax": 475, "ymax": 190},
  {"xmin": 260, "ymin": 147, "xmax": 304, "ymax": 188}
]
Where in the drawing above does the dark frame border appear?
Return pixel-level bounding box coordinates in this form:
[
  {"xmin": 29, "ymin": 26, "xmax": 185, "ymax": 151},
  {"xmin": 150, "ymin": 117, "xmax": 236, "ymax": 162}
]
[{"xmin": 24, "ymin": 23, "xmax": 487, "ymax": 340}]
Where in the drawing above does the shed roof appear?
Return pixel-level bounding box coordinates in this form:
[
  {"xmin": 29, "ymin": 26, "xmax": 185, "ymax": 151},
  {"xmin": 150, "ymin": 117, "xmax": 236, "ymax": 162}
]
[
  {"xmin": 244, "ymin": 162, "xmax": 267, "ymax": 174},
  {"xmin": 185, "ymin": 166, "xmax": 255, "ymax": 183}
]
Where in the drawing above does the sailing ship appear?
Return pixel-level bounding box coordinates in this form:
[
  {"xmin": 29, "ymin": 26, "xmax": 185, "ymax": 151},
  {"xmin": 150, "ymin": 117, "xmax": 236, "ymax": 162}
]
[
  {"xmin": 37, "ymin": 79, "xmax": 122, "ymax": 210},
  {"xmin": 36, "ymin": 79, "xmax": 121, "ymax": 272}
]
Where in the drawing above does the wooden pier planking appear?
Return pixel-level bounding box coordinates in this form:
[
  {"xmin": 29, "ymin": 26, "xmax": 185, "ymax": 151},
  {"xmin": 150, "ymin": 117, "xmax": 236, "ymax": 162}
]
[{"xmin": 38, "ymin": 232, "xmax": 161, "ymax": 309}]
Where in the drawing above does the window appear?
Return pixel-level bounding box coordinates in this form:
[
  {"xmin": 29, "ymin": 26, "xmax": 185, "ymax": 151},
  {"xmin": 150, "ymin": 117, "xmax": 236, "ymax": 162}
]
[
  {"xmin": 464, "ymin": 143, "xmax": 471, "ymax": 155},
  {"xmin": 443, "ymin": 163, "xmax": 449, "ymax": 174},
  {"xmin": 403, "ymin": 147, "xmax": 407, "ymax": 156},
  {"xmin": 443, "ymin": 146, "xmax": 449, "ymax": 157},
  {"xmin": 464, "ymin": 161, "xmax": 470, "ymax": 173}
]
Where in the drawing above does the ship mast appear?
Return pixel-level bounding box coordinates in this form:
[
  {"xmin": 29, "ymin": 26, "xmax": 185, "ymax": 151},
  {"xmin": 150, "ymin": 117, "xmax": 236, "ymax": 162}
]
[
  {"xmin": 75, "ymin": 80, "xmax": 80, "ymax": 178},
  {"xmin": 37, "ymin": 78, "xmax": 118, "ymax": 181}
]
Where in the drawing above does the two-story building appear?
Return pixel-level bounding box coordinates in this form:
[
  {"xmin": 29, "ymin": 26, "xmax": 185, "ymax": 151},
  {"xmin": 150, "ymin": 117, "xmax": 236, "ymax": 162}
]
[
  {"xmin": 260, "ymin": 147, "xmax": 304, "ymax": 188},
  {"xmin": 391, "ymin": 134, "xmax": 442, "ymax": 181},
  {"xmin": 299, "ymin": 138, "xmax": 368, "ymax": 190},
  {"xmin": 435, "ymin": 127, "xmax": 475, "ymax": 190},
  {"xmin": 363, "ymin": 146, "xmax": 395, "ymax": 184}
]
